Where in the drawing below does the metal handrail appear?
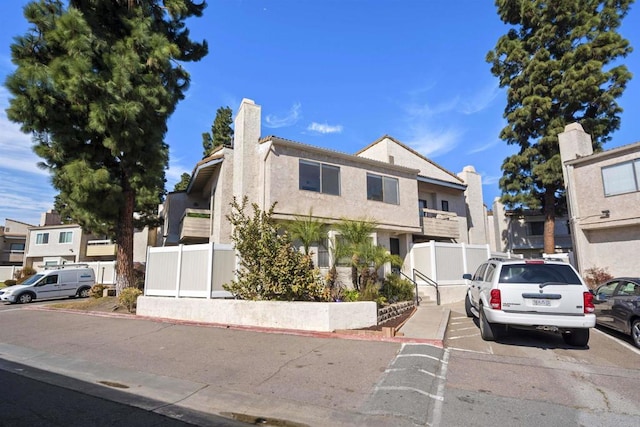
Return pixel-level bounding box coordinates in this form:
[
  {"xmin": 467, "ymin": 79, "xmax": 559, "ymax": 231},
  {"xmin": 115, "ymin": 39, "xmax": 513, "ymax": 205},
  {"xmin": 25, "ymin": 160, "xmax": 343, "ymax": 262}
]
[
  {"xmin": 413, "ymin": 268, "xmax": 440, "ymax": 306},
  {"xmin": 399, "ymin": 271, "xmax": 421, "ymax": 307}
]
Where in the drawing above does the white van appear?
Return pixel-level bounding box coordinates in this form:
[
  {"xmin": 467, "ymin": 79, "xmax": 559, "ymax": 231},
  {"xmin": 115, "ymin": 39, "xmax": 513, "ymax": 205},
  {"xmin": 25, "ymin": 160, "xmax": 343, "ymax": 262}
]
[{"xmin": 0, "ymin": 264, "xmax": 96, "ymax": 304}]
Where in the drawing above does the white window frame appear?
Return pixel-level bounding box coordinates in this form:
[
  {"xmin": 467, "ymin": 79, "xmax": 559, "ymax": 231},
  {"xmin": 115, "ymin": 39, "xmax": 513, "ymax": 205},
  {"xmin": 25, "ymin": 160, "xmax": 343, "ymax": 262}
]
[
  {"xmin": 36, "ymin": 232, "xmax": 49, "ymax": 245},
  {"xmin": 367, "ymin": 173, "xmax": 399, "ymax": 205},
  {"xmin": 299, "ymin": 160, "xmax": 341, "ymax": 196},
  {"xmin": 602, "ymin": 159, "xmax": 640, "ymax": 196},
  {"xmin": 59, "ymin": 231, "xmax": 73, "ymax": 244}
]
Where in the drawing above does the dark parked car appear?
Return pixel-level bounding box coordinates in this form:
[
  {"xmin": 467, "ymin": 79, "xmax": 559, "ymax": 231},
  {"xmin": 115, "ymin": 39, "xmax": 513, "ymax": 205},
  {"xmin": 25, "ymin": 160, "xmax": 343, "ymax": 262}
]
[{"xmin": 592, "ymin": 278, "xmax": 640, "ymax": 348}]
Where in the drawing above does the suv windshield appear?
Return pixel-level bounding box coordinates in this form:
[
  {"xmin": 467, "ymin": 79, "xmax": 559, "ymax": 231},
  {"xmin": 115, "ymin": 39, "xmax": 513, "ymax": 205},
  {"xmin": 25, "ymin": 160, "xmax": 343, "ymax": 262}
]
[{"xmin": 499, "ymin": 264, "xmax": 582, "ymax": 285}]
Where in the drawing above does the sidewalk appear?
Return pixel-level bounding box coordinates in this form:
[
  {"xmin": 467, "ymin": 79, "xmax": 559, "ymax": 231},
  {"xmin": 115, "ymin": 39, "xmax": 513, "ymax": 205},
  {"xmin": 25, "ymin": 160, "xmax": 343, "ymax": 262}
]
[{"xmin": 1, "ymin": 303, "xmax": 456, "ymax": 427}]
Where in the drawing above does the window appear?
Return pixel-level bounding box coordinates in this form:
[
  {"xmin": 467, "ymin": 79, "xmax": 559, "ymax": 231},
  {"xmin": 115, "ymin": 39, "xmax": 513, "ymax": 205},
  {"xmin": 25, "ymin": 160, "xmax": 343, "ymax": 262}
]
[
  {"xmin": 299, "ymin": 160, "xmax": 340, "ymax": 195},
  {"xmin": 528, "ymin": 221, "xmax": 544, "ymax": 236},
  {"xmin": 602, "ymin": 159, "xmax": 640, "ymax": 196},
  {"xmin": 367, "ymin": 173, "xmax": 399, "ymax": 204},
  {"xmin": 441, "ymin": 200, "xmax": 449, "ymax": 212},
  {"xmin": 36, "ymin": 233, "xmax": 49, "ymax": 245},
  {"xmin": 10, "ymin": 243, "xmax": 25, "ymax": 252},
  {"xmin": 419, "ymin": 199, "xmax": 428, "ymax": 217},
  {"xmin": 317, "ymin": 238, "xmax": 330, "ymax": 268},
  {"xmin": 59, "ymin": 231, "xmax": 73, "ymax": 244}
]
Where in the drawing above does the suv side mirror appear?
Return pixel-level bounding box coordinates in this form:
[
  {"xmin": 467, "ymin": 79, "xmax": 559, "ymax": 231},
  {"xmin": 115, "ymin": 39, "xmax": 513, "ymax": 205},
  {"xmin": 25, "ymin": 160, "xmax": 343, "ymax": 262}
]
[{"xmin": 462, "ymin": 273, "xmax": 472, "ymax": 280}]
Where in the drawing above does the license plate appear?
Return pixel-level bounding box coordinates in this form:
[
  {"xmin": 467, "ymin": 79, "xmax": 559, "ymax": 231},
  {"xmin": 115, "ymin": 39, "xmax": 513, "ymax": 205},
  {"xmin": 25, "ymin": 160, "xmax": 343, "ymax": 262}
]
[{"xmin": 532, "ymin": 299, "xmax": 551, "ymax": 306}]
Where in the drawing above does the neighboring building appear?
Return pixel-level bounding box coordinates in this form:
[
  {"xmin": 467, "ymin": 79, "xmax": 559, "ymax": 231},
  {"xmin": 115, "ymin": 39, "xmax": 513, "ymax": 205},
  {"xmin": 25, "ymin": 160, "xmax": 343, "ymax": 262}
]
[
  {"xmin": 490, "ymin": 198, "xmax": 572, "ymax": 258},
  {"xmin": 559, "ymin": 123, "xmax": 640, "ymax": 277},
  {"xmin": 24, "ymin": 210, "xmax": 154, "ymax": 269},
  {"xmin": 0, "ymin": 219, "xmax": 33, "ymax": 266},
  {"xmin": 160, "ymin": 98, "xmax": 488, "ymax": 275}
]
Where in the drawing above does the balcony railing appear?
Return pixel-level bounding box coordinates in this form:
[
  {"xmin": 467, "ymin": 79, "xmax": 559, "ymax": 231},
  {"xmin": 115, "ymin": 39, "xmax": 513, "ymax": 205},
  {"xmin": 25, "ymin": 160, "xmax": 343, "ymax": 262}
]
[
  {"xmin": 1, "ymin": 250, "xmax": 25, "ymax": 263},
  {"xmin": 179, "ymin": 208, "xmax": 211, "ymax": 244},
  {"xmin": 86, "ymin": 240, "xmax": 117, "ymax": 257},
  {"xmin": 420, "ymin": 208, "xmax": 459, "ymax": 239}
]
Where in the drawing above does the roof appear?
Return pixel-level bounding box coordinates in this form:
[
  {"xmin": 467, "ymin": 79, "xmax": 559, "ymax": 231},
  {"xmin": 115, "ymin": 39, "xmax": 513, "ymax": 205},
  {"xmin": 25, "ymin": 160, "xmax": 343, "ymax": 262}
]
[
  {"xmin": 356, "ymin": 135, "xmax": 465, "ymax": 184},
  {"xmin": 187, "ymin": 147, "xmax": 226, "ymax": 194},
  {"xmin": 565, "ymin": 140, "xmax": 640, "ymax": 166},
  {"xmin": 261, "ymin": 135, "xmax": 420, "ymax": 175}
]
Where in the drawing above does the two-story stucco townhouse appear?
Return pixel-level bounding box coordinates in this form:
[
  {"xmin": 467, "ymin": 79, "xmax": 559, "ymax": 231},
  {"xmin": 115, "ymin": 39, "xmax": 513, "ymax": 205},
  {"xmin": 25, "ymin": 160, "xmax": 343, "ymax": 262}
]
[
  {"xmin": 559, "ymin": 123, "xmax": 640, "ymax": 277},
  {"xmin": 24, "ymin": 210, "xmax": 154, "ymax": 272},
  {"xmin": 0, "ymin": 219, "xmax": 32, "ymax": 266},
  {"xmin": 160, "ymin": 98, "xmax": 488, "ymax": 279}
]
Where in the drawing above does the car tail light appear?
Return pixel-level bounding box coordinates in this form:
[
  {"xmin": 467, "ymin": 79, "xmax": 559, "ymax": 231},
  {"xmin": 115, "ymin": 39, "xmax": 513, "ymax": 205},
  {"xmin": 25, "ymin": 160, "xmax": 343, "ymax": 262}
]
[
  {"xmin": 583, "ymin": 291, "xmax": 594, "ymax": 314},
  {"xmin": 490, "ymin": 289, "xmax": 501, "ymax": 310},
  {"xmin": 525, "ymin": 259, "xmax": 545, "ymax": 264}
]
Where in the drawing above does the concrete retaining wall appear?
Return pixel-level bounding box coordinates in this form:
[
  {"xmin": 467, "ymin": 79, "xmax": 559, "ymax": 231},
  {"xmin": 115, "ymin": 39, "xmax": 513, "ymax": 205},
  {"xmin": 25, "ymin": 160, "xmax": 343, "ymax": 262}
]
[{"xmin": 136, "ymin": 296, "xmax": 378, "ymax": 332}]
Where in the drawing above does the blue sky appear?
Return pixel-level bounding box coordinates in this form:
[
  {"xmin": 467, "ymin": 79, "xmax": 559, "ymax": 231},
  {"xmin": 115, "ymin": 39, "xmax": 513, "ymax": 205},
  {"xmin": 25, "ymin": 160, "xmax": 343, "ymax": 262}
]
[{"xmin": 1, "ymin": 0, "xmax": 639, "ymax": 226}]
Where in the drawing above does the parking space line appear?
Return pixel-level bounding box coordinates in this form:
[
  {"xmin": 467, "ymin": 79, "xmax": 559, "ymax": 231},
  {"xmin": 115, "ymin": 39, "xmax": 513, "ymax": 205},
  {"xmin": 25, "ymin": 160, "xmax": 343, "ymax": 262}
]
[
  {"xmin": 376, "ymin": 385, "xmax": 444, "ymax": 401},
  {"xmin": 447, "ymin": 333, "xmax": 480, "ymax": 340},
  {"xmin": 447, "ymin": 347, "xmax": 492, "ymax": 355},
  {"xmin": 396, "ymin": 353, "xmax": 445, "ymax": 363},
  {"xmin": 593, "ymin": 328, "xmax": 640, "ymax": 355}
]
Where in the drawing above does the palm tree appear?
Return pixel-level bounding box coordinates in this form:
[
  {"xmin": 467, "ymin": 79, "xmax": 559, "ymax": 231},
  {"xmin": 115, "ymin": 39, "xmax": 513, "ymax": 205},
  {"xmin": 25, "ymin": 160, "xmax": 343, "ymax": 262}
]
[
  {"xmin": 334, "ymin": 218, "xmax": 377, "ymax": 290},
  {"xmin": 286, "ymin": 210, "xmax": 327, "ymax": 259}
]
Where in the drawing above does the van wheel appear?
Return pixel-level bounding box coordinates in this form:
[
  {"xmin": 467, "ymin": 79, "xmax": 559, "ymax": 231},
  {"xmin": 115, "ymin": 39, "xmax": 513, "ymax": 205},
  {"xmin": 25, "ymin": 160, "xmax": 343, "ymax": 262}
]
[
  {"xmin": 78, "ymin": 287, "xmax": 90, "ymax": 298},
  {"xmin": 18, "ymin": 293, "xmax": 33, "ymax": 304},
  {"xmin": 562, "ymin": 328, "xmax": 589, "ymax": 347}
]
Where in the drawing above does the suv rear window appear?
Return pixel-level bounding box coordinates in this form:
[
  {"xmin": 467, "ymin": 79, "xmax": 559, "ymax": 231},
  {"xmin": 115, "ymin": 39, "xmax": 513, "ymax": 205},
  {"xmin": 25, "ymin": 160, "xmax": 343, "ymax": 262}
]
[{"xmin": 498, "ymin": 264, "xmax": 582, "ymax": 285}]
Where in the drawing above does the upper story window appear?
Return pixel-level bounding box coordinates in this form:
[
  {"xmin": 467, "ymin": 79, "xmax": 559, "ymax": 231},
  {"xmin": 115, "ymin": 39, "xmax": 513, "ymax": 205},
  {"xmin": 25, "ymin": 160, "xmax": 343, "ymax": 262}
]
[
  {"xmin": 367, "ymin": 173, "xmax": 399, "ymax": 204},
  {"xmin": 602, "ymin": 159, "xmax": 640, "ymax": 196},
  {"xmin": 528, "ymin": 221, "xmax": 545, "ymax": 236},
  {"xmin": 299, "ymin": 160, "xmax": 340, "ymax": 196},
  {"xmin": 59, "ymin": 231, "xmax": 73, "ymax": 244},
  {"xmin": 36, "ymin": 233, "xmax": 49, "ymax": 245},
  {"xmin": 441, "ymin": 200, "xmax": 449, "ymax": 212},
  {"xmin": 10, "ymin": 243, "xmax": 25, "ymax": 252}
]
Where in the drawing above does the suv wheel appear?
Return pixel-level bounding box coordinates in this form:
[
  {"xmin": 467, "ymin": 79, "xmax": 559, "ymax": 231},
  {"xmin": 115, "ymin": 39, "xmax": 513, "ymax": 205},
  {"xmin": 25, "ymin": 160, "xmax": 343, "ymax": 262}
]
[
  {"xmin": 465, "ymin": 293, "xmax": 474, "ymax": 318},
  {"xmin": 479, "ymin": 305, "xmax": 502, "ymax": 341},
  {"xmin": 562, "ymin": 328, "xmax": 589, "ymax": 347}
]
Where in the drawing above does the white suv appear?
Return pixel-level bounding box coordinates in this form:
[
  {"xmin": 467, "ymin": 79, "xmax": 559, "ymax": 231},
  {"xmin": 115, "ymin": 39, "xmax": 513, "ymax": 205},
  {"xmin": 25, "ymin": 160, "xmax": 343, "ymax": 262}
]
[{"xmin": 463, "ymin": 258, "xmax": 595, "ymax": 347}]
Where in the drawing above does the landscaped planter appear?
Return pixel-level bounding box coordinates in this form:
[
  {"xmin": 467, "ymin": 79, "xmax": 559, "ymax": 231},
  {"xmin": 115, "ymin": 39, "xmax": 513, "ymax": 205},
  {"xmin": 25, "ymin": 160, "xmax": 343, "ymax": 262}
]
[{"xmin": 136, "ymin": 296, "xmax": 378, "ymax": 332}]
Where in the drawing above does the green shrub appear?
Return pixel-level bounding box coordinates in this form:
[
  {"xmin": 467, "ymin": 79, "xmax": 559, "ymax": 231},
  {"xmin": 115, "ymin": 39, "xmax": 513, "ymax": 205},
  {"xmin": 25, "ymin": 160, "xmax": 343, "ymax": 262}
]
[
  {"xmin": 223, "ymin": 197, "xmax": 330, "ymax": 302},
  {"xmin": 380, "ymin": 274, "xmax": 415, "ymax": 304},
  {"xmin": 118, "ymin": 287, "xmax": 142, "ymax": 313},
  {"xmin": 341, "ymin": 288, "xmax": 359, "ymax": 302},
  {"xmin": 4, "ymin": 279, "xmax": 17, "ymax": 287},
  {"xmin": 89, "ymin": 284, "xmax": 105, "ymax": 298}
]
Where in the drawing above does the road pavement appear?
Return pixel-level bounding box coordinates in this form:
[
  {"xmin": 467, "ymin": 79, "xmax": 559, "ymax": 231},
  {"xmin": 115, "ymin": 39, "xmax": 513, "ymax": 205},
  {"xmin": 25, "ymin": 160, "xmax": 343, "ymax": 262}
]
[{"xmin": 0, "ymin": 305, "xmax": 448, "ymax": 426}]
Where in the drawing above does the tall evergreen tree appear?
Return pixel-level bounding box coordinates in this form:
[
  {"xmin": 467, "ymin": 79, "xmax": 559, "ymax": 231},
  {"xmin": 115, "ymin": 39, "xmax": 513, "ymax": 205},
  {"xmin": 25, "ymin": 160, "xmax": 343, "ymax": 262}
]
[
  {"xmin": 487, "ymin": 0, "xmax": 633, "ymax": 253},
  {"xmin": 5, "ymin": 0, "xmax": 208, "ymax": 293},
  {"xmin": 173, "ymin": 173, "xmax": 191, "ymax": 191},
  {"xmin": 202, "ymin": 106, "xmax": 233, "ymax": 157}
]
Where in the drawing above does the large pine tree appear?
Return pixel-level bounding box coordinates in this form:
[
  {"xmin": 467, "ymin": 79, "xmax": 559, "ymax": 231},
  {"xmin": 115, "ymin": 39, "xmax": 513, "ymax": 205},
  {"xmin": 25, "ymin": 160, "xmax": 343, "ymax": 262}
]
[
  {"xmin": 202, "ymin": 105, "xmax": 233, "ymax": 158},
  {"xmin": 6, "ymin": 0, "xmax": 208, "ymax": 293},
  {"xmin": 487, "ymin": 0, "xmax": 633, "ymax": 253}
]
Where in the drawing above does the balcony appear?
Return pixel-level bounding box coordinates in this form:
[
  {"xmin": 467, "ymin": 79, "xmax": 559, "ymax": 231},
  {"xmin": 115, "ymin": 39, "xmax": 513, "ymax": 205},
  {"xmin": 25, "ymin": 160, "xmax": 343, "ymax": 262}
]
[
  {"xmin": 420, "ymin": 208, "xmax": 459, "ymax": 240},
  {"xmin": 1, "ymin": 250, "xmax": 24, "ymax": 264},
  {"xmin": 86, "ymin": 240, "xmax": 117, "ymax": 257},
  {"xmin": 179, "ymin": 208, "xmax": 211, "ymax": 244}
]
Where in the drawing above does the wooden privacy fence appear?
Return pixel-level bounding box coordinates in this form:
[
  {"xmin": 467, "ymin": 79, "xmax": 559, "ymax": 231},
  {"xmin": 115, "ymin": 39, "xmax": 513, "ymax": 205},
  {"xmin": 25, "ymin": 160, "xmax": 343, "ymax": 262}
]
[{"xmin": 144, "ymin": 243, "xmax": 236, "ymax": 298}]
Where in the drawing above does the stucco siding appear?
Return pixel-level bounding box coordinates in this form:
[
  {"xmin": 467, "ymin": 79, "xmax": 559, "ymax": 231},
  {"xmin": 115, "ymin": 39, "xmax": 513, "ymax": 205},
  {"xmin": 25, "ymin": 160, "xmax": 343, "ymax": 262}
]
[{"xmin": 264, "ymin": 143, "xmax": 420, "ymax": 232}]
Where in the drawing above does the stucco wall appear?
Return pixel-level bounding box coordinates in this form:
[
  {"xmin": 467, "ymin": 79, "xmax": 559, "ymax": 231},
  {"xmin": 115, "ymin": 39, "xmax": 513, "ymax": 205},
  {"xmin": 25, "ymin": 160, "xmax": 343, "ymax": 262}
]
[{"xmin": 264, "ymin": 142, "xmax": 421, "ymax": 232}]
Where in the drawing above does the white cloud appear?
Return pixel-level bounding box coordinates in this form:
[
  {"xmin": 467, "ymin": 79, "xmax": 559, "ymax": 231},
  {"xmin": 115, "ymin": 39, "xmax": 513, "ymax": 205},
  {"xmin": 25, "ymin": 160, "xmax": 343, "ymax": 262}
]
[
  {"xmin": 264, "ymin": 102, "xmax": 302, "ymax": 128},
  {"xmin": 468, "ymin": 138, "xmax": 501, "ymax": 154},
  {"xmin": 481, "ymin": 173, "xmax": 502, "ymax": 186},
  {"xmin": 405, "ymin": 128, "xmax": 463, "ymax": 158},
  {"xmin": 307, "ymin": 122, "xmax": 343, "ymax": 134},
  {"xmin": 459, "ymin": 82, "xmax": 501, "ymax": 115}
]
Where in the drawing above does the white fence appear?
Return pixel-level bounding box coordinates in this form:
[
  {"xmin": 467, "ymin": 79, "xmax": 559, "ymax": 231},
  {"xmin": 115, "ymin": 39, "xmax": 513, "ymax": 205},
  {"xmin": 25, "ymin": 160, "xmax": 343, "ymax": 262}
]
[
  {"xmin": 0, "ymin": 261, "xmax": 116, "ymax": 284},
  {"xmin": 144, "ymin": 243, "xmax": 236, "ymax": 298},
  {"xmin": 406, "ymin": 241, "xmax": 522, "ymax": 303}
]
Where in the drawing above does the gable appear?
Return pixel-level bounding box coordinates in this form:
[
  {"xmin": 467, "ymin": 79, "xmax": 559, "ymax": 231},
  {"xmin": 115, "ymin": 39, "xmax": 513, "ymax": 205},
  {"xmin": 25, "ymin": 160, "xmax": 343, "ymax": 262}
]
[{"xmin": 357, "ymin": 136, "xmax": 464, "ymax": 185}]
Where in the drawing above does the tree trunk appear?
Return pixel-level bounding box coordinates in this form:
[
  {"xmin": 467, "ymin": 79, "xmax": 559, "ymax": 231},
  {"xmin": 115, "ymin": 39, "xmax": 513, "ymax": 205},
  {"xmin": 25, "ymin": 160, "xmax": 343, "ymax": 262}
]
[
  {"xmin": 115, "ymin": 188, "xmax": 135, "ymax": 295},
  {"xmin": 543, "ymin": 187, "xmax": 556, "ymax": 255}
]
